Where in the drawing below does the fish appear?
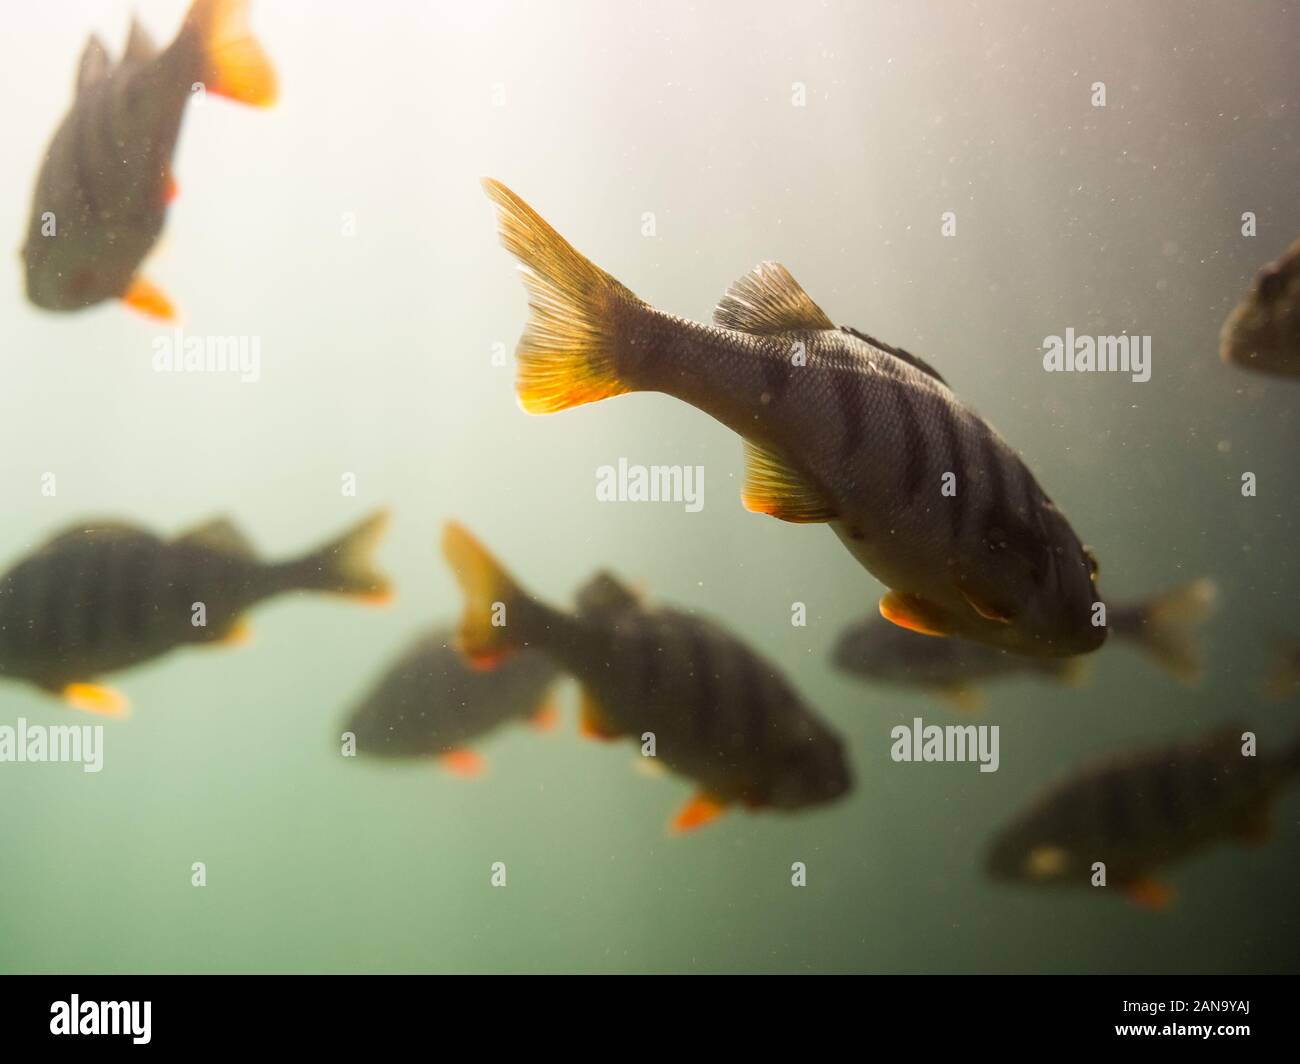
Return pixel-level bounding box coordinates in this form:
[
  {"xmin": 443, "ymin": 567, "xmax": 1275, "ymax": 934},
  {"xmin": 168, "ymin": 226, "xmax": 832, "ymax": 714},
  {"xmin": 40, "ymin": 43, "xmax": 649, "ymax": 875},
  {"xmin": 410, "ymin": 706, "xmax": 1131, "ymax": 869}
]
[
  {"xmin": 22, "ymin": 0, "xmax": 277, "ymax": 320},
  {"xmin": 441, "ymin": 525, "xmax": 853, "ymax": 833},
  {"xmin": 343, "ymin": 626, "xmax": 562, "ymax": 776},
  {"xmin": 0, "ymin": 510, "xmax": 390, "ymax": 716},
  {"xmin": 482, "ymin": 179, "xmax": 1104, "ymax": 658},
  {"xmin": 1220, "ymin": 235, "xmax": 1300, "ymax": 376},
  {"xmin": 833, "ymin": 578, "xmax": 1217, "ymax": 708},
  {"xmin": 985, "ymin": 724, "xmax": 1300, "ymax": 909}
]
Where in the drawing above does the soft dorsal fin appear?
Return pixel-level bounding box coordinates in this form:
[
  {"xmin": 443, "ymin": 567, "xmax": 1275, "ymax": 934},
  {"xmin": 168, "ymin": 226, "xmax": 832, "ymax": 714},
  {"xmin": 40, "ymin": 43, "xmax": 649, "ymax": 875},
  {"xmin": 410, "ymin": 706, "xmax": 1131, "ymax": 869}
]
[
  {"xmin": 840, "ymin": 326, "xmax": 948, "ymax": 386},
  {"xmin": 714, "ymin": 262, "xmax": 834, "ymax": 334},
  {"xmin": 741, "ymin": 439, "xmax": 836, "ymax": 523},
  {"xmin": 123, "ymin": 18, "xmax": 158, "ymax": 64},
  {"xmin": 576, "ymin": 571, "xmax": 645, "ymax": 616},
  {"xmin": 77, "ymin": 35, "xmax": 111, "ymax": 93},
  {"xmin": 175, "ymin": 517, "xmax": 257, "ymax": 558}
]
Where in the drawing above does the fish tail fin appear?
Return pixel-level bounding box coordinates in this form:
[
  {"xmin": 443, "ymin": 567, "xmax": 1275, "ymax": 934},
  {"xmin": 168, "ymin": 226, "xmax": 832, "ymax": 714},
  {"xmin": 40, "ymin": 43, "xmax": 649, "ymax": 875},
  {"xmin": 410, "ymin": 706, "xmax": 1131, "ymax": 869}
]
[
  {"xmin": 1114, "ymin": 578, "xmax": 1218, "ymax": 685},
  {"xmin": 184, "ymin": 0, "xmax": 278, "ymax": 107},
  {"xmin": 441, "ymin": 522, "xmax": 534, "ymax": 667},
  {"xmin": 482, "ymin": 178, "xmax": 644, "ymax": 414},
  {"xmin": 281, "ymin": 510, "xmax": 392, "ymax": 603}
]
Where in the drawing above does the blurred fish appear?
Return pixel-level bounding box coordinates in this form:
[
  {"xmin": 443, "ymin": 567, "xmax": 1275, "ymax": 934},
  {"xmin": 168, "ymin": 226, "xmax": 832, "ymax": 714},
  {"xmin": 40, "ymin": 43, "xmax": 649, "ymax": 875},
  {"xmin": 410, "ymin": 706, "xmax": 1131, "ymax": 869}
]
[
  {"xmin": 22, "ymin": 0, "xmax": 277, "ymax": 319},
  {"xmin": 1220, "ymin": 236, "xmax": 1300, "ymax": 376},
  {"xmin": 441, "ymin": 525, "xmax": 852, "ymax": 833},
  {"xmin": 344, "ymin": 626, "xmax": 561, "ymax": 776},
  {"xmin": 985, "ymin": 724, "xmax": 1300, "ymax": 909},
  {"xmin": 482, "ymin": 180, "xmax": 1103, "ymax": 658},
  {"xmin": 833, "ymin": 579, "xmax": 1217, "ymax": 708},
  {"xmin": 0, "ymin": 511, "xmax": 389, "ymax": 716}
]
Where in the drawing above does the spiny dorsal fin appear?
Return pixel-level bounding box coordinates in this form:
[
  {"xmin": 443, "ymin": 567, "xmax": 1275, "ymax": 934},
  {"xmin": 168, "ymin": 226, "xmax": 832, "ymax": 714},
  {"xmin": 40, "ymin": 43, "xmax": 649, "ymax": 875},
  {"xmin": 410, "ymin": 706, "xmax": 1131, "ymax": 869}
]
[
  {"xmin": 123, "ymin": 18, "xmax": 158, "ymax": 64},
  {"xmin": 741, "ymin": 440, "xmax": 836, "ymax": 523},
  {"xmin": 576, "ymin": 570, "xmax": 644, "ymax": 616},
  {"xmin": 175, "ymin": 517, "xmax": 257, "ymax": 558},
  {"xmin": 714, "ymin": 262, "xmax": 834, "ymax": 334},
  {"xmin": 840, "ymin": 326, "xmax": 948, "ymax": 386},
  {"xmin": 77, "ymin": 35, "xmax": 111, "ymax": 93}
]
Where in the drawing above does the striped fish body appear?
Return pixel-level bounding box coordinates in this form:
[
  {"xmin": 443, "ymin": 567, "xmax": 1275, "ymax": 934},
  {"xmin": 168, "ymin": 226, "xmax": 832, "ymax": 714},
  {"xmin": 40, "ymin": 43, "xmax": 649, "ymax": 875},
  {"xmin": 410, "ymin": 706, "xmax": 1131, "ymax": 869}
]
[
  {"xmin": 0, "ymin": 523, "xmax": 268, "ymax": 691},
  {"xmin": 481, "ymin": 181, "xmax": 1102, "ymax": 659},
  {"xmin": 986, "ymin": 727, "xmax": 1300, "ymax": 893},
  {"xmin": 0, "ymin": 512, "xmax": 389, "ymax": 699},
  {"xmin": 543, "ymin": 598, "xmax": 852, "ymax": 812},
  {"xmin": 345, "ymin": 628, "xmax": 559, "ymax": 758},
  {"xmin": 23, "ymin": 21, "xmax": 202, "ymax": 311},
  {"xmin": 620, "ymin": 308, "xmax": 1102, "ymax": 658},
  {"xmin": 1220, "ymin": 235, "xmax": 1300, "ymax": 377}
]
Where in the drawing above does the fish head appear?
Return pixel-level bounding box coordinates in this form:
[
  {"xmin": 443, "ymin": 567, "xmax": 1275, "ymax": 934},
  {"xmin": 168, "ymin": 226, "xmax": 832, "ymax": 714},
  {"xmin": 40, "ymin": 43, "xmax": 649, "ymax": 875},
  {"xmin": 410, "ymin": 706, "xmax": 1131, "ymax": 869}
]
[
  {"xmin": 1220, "ymin": 239, "xmax": 1300, "ymax": 375},
  {"xmin": 830, "ymin": 617, "xmax": 888, "ymax": 676},
  {"xmin": 764, "ymin": 728, "xmax": 853, "ymax": 810},
  {"xmin": 992, "ymin": 510, "xmax": 1106, "ymax": 657}
]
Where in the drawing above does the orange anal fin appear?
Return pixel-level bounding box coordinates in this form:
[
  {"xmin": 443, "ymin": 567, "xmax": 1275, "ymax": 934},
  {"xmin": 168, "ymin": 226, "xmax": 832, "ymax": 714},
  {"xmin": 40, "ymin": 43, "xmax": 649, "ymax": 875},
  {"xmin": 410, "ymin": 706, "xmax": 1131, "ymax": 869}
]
[
  {"xmin": 530, "ymin": 699, "xmax": 561, "ymax": 731},
  {"xmin": 61, "ymin": 683, "xmax": 129, "ymax": 718},
  {"xmin": 669, "ymin": 794, "xmax": 728, "ymax": 835},
  {"xmin": 121, "ymin": 276, "xmax": 176, "ymax": 322},
  {"xmin": 1125, "ymin": 879, "xmax": 1174, "ymax": 911},
  {"xmin": 439, "ymin": 748, "xmax": 486, "ymax": 777},
  {"xmin": 880, "ymin": 591, "xmax": 949, "ymax": 637},
  {"xmin": 578, "ymin": 690, "xmax": 621, "ymax": 741}
]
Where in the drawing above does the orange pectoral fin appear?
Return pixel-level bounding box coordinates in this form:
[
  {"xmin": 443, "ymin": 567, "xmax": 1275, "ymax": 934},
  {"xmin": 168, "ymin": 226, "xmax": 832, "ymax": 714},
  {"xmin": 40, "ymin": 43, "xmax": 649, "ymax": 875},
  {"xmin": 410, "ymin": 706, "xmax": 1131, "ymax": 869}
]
[
  {"xmin": 1125, "ymin": 879, "xmax": 1175, "ymax": 911},
  {"xmin": 164, "ymin": 173, "xmax": 179, "ymax": 204},
  {"xmin": 439, "ymin": 749, "xmax": 486, "ymax": 777},
  {"xmin": 939, "ymin": 685, "xmax": 984, "ymax": 712},
  {"xmin": 121, "ymin": 276, "xmax": 176, "ymax": 322},
  {"xmin": 61, "ymin": 683, "xmax": 129, "ymax": 718},
  {"xmin": 669, "ymin": 794, "xmax": 728, "ymax": 835},
  {"xmin": 880, "ymin": 591, "xmax": 950, "ymax": 637}
]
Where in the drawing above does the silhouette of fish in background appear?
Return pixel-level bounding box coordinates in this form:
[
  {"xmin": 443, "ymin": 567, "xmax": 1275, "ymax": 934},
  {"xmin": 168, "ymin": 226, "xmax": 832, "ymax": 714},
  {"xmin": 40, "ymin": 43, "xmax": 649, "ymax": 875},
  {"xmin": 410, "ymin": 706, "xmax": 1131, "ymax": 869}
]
[
  {"xmin": 985, "ymin": 724, "xmax": 1300, "ymax": 909},
  {"xmin": 1220, "ymin": 235, "xmax": 1300, "ymax": 377},
  {"xmin": 442, "ymin": 524, "xmax": 852, "ymax": 833},
  {"xmin": 833, "ymin": 579, "xmax": 1217, "ymax": 709},
  {"xmin": 482, "ymin": 178, "xmax": 1105, "ymax": 659},
  {"xmin": 0, "ymin": 511, "xmax": 389, "ymax": 716},
  {"xmin": 344, "ymin": 626, "xmax": 561, "ymax": 777},
  {"xmin": 22, "ymin": 0, "xmax": 277, "ymax": 320}
]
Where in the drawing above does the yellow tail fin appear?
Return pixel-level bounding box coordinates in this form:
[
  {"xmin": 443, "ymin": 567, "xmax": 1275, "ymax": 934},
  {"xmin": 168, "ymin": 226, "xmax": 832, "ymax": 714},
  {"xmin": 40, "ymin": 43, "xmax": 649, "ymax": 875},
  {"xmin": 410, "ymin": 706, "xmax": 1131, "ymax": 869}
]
[
  {"xmin": 186, "ymin": 0, "xmax": 277, "ymax": 107},
  {"xmin": 482, "ymin": 178, "xmax": 641, "ymax": 413},
  {"xmin": 293, "ymin": 510, "xmax": 392, "ymax": 602},
  {"xmin": 441, "ymin": 522, "xmax": 525, "ymax": 667},
  {"xmin": 1121, "ymin": 578, "xmax": 1218, "ymax": 685}
]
